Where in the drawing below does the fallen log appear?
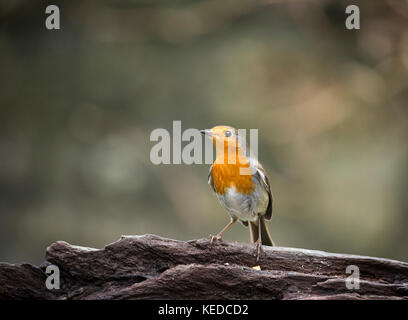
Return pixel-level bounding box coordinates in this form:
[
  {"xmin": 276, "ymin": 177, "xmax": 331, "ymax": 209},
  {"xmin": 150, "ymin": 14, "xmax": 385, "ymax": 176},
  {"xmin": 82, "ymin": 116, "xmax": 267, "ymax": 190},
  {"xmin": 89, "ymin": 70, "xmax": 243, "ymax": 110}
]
[{"xmin": 0, "ymin": 234, "xmax": 407, "ymax": 300}]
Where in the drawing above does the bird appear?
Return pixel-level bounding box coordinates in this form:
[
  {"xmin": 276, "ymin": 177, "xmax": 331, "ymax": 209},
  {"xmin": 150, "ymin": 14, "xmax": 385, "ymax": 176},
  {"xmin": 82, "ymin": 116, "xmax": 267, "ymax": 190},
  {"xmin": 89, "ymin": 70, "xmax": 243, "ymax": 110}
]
[{"xmin": 200, "ymin": 125, "xmax": 274, "ymax": 261}]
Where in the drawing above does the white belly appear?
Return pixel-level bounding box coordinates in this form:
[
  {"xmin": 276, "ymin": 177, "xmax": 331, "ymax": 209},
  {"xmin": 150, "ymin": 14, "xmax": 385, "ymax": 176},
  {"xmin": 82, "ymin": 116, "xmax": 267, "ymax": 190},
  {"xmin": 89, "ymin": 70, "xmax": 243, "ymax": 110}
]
[{"xmin": 216, "ymin": 180, "xmax": 269, "ymax": 222}]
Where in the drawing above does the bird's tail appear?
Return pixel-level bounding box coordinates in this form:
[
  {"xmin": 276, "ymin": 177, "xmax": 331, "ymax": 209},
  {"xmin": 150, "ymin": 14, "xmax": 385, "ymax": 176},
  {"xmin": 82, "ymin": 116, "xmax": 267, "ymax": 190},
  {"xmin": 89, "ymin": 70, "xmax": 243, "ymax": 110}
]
[{"xmin": 249, "ymin": 216, "xmax": 274, "ymax": 246}]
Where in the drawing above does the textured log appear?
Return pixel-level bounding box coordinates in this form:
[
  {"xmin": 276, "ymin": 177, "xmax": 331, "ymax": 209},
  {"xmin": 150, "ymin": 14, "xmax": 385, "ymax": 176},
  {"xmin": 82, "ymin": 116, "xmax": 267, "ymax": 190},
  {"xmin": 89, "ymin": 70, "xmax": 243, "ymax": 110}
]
[{"xmin": 0, "ymin": 234, "xmax": 407, "ymax": 299}]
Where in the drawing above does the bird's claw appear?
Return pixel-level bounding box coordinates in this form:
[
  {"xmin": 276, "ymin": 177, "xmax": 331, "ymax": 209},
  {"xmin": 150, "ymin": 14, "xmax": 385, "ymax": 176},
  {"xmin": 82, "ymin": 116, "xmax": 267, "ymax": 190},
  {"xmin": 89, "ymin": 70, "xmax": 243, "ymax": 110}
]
[
  {"xmin": 254, "ymin": 241, "xmax": 264, "ymax": 261},
  {"xmin": 209, "ymin": 234, "xmax": 222, "ymax": 244}
]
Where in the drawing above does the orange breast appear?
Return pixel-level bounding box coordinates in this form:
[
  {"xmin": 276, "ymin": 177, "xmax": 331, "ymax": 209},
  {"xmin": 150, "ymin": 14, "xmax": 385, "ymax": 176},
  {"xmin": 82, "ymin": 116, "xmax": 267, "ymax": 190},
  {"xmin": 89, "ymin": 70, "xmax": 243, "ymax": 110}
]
[{"xmin": 211, "ymin": 159, "xmax": 255, "ymax": 195}]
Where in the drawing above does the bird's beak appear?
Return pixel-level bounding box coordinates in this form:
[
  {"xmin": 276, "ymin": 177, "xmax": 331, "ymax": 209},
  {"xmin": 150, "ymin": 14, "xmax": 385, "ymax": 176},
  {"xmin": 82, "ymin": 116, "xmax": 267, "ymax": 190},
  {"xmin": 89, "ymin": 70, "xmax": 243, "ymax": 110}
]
[{"xmin": 200, "ymin": 129, "xmax": 212, "ymax": 136}]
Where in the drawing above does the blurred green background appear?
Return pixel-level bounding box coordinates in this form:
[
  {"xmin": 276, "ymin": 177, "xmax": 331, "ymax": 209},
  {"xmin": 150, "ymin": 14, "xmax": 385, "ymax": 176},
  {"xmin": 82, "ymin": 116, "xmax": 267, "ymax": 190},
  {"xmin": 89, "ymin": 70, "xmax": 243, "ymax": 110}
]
[{"xmin": 0, "ymin": 0, "xmax": 407, "ymax": 265}]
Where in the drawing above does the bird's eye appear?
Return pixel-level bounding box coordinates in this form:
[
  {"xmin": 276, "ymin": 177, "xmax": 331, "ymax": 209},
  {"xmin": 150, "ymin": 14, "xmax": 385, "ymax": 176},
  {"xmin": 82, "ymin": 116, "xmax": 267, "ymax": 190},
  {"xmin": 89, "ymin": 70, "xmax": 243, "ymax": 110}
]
[{"xmin": 224, "ymin": 130, "xmax": 232, "ymax": 137}]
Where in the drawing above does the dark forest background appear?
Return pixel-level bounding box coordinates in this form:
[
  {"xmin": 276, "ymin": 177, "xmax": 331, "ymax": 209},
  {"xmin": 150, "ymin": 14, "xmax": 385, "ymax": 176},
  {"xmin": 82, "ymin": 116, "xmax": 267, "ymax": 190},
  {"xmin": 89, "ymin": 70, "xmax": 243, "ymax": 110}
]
[{"xmin": 0, "ymin": 0, "xmax": 407, "ymax": 264}]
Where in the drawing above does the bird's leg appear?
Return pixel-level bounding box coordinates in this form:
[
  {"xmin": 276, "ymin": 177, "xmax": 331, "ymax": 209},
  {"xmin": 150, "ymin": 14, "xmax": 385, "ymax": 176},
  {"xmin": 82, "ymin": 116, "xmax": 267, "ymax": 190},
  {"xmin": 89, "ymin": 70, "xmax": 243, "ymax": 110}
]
[
  {"xmin": 210, "ymin": 218, "xmax": 237, "ymax": 244},
  {"xmin": 255, "ymin": 216, "xmax": 264, "ymax": 261}
]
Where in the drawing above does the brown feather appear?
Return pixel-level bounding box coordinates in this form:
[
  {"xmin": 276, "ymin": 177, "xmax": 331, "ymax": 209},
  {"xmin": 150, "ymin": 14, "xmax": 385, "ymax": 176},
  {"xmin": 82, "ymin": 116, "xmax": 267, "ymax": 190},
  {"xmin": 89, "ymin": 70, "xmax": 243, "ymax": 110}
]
[
  {"xmin": 249, "ymin": 217, "xmax": 274, "ymax": 246},
  {"xmin": 254, "ymin": 165, "xmax": 273, "ymax": 220}
]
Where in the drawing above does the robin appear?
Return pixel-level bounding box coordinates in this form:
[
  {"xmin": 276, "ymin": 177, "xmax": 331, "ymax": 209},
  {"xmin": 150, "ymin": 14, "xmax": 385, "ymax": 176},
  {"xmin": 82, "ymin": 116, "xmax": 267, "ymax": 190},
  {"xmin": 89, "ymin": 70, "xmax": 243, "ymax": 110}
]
[{"xmin": 200, "ymin": 125, "xmax": 274, "ymax": 261}]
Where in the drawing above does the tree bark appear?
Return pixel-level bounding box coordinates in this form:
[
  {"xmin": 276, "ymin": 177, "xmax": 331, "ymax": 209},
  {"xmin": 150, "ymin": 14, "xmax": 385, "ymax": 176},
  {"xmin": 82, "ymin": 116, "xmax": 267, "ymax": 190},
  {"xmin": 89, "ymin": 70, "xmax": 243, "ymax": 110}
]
[{"xmin": 1, "ymin": 234, "xmax": 407, "ymax": 300}]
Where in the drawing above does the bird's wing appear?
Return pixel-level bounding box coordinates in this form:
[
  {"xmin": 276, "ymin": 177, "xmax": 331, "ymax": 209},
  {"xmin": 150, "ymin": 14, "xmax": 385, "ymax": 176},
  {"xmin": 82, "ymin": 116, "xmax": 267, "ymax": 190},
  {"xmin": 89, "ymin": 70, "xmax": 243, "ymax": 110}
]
[
  {"xmin": 208, "ymin": 165, "xmax": 216, "ymax": 193},
  {"xmin": 254, "ymin": 163, "xmax": 273, "ymax": 220}
]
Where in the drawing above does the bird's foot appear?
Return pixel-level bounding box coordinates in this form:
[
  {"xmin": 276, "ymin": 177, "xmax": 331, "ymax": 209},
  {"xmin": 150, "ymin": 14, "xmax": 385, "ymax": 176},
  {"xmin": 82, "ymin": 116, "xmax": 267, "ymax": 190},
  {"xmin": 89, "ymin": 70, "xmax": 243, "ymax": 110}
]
[
  {"xmin": 209, "ymin": 234, "xmax": 222, "ymax": 244},
  {"xmin": 254, "ymin": 241, "xmax": 264, "ymax": 261}
]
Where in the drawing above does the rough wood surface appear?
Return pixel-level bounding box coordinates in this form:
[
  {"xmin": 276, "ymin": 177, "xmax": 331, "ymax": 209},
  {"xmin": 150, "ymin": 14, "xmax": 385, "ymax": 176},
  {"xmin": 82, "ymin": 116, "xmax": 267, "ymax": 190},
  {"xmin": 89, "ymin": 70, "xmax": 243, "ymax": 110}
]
[{"xmin": 0, "ymin": 234, "xmax": 407, "ymax": 300}]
